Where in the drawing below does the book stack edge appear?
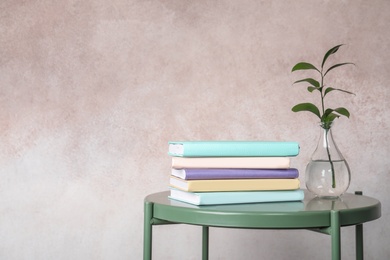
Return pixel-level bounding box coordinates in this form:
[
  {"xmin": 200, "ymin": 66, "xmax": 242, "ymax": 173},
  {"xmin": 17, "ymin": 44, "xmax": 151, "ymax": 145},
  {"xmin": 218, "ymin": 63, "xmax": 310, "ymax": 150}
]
[{"xmin": 167, "ymin": 141, "xmax": 304, "ymax": 206}]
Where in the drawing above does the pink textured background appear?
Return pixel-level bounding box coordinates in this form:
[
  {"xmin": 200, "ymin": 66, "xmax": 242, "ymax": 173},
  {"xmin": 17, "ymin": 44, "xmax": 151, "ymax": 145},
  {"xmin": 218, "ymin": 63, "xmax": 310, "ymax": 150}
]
[{"xmin": 1, "ymin": 1, "xmax": 389, "ymax": 259}]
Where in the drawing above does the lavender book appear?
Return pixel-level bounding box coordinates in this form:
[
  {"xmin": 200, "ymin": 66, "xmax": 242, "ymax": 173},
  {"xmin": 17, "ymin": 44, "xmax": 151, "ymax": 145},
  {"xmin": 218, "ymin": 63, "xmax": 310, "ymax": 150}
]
[{"xmin": 171, "ymin": 168, "xmax": 299, "ymax": 180}]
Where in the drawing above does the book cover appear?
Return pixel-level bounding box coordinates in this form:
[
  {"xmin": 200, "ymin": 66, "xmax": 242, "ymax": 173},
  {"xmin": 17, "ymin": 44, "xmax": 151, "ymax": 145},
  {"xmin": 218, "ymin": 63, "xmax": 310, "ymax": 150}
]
[
  {"xmin": 169, "ymin": 176, "xmax": 300, "ymax": 192},
  {"xmin": 169, "ymin": 189, "xmax": 305, "ymax": 205},
  {"xmin": 168, "ymin": 141, "xmax": 300, "ymax": 157},
  {"xmin": 169, "ymin": 195, "xmax": 305, "ymax": 211},
  {"xmin": 172, "ymin": 168, "xmax": 299, "ymax": 180},
  {"xmin": 172, "ymin": 157, "xmax": 290, "ymax": 169}
]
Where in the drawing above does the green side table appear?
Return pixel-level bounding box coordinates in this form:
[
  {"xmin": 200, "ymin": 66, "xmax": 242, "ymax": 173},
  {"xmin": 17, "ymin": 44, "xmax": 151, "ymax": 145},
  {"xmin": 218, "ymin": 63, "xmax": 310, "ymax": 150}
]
[{"xmin": 143, "ymin": 190, "xmax": 381, "ymax": 260}]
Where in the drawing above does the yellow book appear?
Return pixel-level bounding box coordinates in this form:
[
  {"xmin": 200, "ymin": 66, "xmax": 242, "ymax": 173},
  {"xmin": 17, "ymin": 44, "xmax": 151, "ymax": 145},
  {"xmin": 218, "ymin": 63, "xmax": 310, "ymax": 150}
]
[{"xmin": 169, "ymin": 176, "xmax": 300, "ymax": 192}]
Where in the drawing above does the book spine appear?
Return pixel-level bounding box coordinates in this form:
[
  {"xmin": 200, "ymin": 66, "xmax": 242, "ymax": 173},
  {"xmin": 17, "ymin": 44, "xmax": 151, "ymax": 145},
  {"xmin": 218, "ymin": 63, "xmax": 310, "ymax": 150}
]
[
  {"xmin": 169, "ymin": 189, "xmax": 305, "ymax": 205},
  {"xmin": 168, "ymin": 141, "xmax": 300, "ymax": 157},
  {"xmin": 199, "ymin": 190, "xmax": 305, "ymax": 205},
  {"xmin": 173, "ymin": 168, "xmax": 299, "ymax": 180},
  {"xmin": 171, "ymin": 157, "xmax": 290, "ymax": 169},
  {"xmin": 169, "ymin": 176, "xmax": 300, "ymax": 192}
]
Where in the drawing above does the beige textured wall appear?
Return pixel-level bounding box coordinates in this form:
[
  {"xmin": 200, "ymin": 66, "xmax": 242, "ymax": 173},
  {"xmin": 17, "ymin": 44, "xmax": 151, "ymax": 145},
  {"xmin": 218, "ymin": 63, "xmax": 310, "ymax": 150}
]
[{"xmin": 1, "ymin": 0, "xmax": 389, "ymax": 259}]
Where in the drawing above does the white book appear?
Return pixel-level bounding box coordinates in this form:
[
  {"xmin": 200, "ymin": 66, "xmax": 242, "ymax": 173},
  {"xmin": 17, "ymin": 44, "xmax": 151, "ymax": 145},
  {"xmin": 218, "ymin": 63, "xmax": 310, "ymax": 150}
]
[{"xmin": 172, "ymin": 157, "xmax": 290, "ymax": 169}]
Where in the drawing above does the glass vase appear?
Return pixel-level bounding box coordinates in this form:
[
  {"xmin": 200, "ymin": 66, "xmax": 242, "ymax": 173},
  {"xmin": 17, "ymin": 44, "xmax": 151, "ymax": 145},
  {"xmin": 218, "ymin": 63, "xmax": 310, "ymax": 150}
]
[{"xmin": 305, "ymin": 122, "xmax": 351, "ymax": 198}]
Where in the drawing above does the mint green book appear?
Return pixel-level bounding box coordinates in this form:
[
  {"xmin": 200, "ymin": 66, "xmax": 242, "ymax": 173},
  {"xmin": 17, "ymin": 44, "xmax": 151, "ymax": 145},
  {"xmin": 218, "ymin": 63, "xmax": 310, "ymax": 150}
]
[
  {"xmin": 168, "ymin": 141, "xmax": 300, "ymax": 157},
  {"xmin": 169, "ymin": 189, "xmax": 304, "ymax": 205}
]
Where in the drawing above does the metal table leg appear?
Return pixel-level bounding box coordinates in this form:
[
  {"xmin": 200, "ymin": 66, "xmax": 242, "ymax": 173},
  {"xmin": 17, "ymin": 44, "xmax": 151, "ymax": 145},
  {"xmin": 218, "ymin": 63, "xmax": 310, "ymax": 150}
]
[
  {"xmin": 144, "ymin": 201, "xmax": 153, "ymax": 260},
  {"xmin": 331, "ymin": 210, "xmax": 341, "ymax": 260},
  {"xmin": 202, "ymin": 226, "xmax": 209, "ymax": 260},
  {"xmin": 355, "ymin": 191, "xmax": 364, "ymax": 260}
]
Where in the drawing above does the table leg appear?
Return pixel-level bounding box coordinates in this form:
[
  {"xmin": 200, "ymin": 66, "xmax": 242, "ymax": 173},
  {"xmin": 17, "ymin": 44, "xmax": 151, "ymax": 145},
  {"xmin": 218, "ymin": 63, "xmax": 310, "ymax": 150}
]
[
  {"xmin": 330, "ymin": 210, "xmax": 341, "ymax": 260},
  {"xmin": 355, "ymin": 191, "xmax": 364, "ymax": 260},
  {"xmin": 202, "ymin": 226, "xmax": 209, "ymax": 260},
  {"xmin": 356, "ymin": 224, "xmax": 363, "ymax": 260},
  {"xmin": 144, "ymin": 201, "xmax": 153, "ymax": 260}
]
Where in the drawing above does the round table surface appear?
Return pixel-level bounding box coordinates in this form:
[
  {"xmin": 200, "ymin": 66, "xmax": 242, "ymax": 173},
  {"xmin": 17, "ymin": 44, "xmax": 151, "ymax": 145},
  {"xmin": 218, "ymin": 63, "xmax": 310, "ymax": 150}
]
[{"xmin": 145, "ymin": 190, "xmax": 381, "ymax": 229}]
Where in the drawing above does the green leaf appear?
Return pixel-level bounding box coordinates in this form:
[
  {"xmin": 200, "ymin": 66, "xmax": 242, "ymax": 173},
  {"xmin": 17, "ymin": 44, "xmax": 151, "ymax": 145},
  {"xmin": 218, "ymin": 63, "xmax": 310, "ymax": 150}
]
[
  {"xmin": 321, "ymin": 107, "xmax": 350, "ymax": 122},
  {"xmin": 307, "ymin": 86, "xmax": 319, "ymax": 92},
  {"xmin": 333, "ymin": 107, "xmax": 350, "ymax": 118},
  {"xmin": 327, "ymin": 113, "xmax": 339, "ymax": 122},
  {"xmin": 324, "ymin": 62, "xmax": 355, "ymax": 76},
  {"xmin": 323, "ymin": 113, "xmax": 339, "ymax": 124},
  {"xmin": 321, "ymin": 109, "xmax": 340, "ymax": 127},
  {"xmin": 322, "ymin": 108, "xmax": 335, "ymax": 118},
  {"xmin": 321, "ymin": 44, "xmax": 344, "ymax": 68},
  {"xmin": 293, "ymin": 78, "xmax": 320, "ymax": 88},
  {"xmin": 291, "ymin": 62, "xmax": 320, "ymax": 73},
  {"xmin": 292, "ymin": 103, "xmax": 321, "ymax": 119},
  {"xmin": 324, "ymin": 87, "xmax": 355, "ymax": 96}
]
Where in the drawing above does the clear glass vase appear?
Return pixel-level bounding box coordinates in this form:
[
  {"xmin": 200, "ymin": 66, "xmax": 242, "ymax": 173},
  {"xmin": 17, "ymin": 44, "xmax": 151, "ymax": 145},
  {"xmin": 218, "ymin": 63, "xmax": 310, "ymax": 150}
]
[{"xmin": 305, "ymin": 121, "xmax": 351, "ymax": 198}]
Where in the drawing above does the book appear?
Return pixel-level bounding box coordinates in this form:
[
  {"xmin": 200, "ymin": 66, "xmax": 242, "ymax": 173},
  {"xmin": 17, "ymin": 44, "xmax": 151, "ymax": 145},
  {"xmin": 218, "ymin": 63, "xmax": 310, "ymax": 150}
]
[
  {"xmin": 172, "ymin": 168, "xmax": 299, "ymax": 180},
  {"xmin": 168, "ymin": 141, "xmax": 300, "ymax": 157},
  {"xmin": 169, "ymin": 195, "xmax": 305, "ymax": 211},
  {"xmin": 169, "ymin": 176, "xmax": 300, "ymax": 192},
  {"xmin": 172, "ymin": 157, "xmax": 290, "ymax": 169},
  {"xmin": 169, "ymin": 189, "xmax": 304, "ymax": 205}
]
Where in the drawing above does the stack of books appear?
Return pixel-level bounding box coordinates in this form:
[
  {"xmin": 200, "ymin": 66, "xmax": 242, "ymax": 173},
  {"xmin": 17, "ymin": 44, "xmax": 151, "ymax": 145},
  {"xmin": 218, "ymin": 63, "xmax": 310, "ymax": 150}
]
[{"xmin": 167, "ymin": 141, "xmax": 304, "ymax": 205}]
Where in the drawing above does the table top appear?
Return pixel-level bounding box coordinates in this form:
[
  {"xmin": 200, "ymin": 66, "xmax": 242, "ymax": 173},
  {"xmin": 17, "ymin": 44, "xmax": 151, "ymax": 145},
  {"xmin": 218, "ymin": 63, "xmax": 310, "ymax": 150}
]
[{"xmin": 145, "ymin": 190, "xmax": 381, "ymax": 229}]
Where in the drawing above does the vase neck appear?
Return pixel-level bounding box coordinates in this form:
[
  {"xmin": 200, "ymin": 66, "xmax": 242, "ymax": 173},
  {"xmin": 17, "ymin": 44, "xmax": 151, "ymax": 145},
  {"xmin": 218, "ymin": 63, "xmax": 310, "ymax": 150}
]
[
  {"xmin": 312, "ymin": 121, "xmax": 344, "ymax": 161},
  {"xmin": 319, "ymin": 126, "xmax": 334, "ymax": 149}
]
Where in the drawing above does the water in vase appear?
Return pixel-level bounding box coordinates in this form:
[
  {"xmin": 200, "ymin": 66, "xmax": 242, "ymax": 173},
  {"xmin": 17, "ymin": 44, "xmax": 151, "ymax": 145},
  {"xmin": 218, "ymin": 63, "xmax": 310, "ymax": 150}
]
[{"xmin": 305, "ymin": 159, "xmax": 351, "ymax": 198}]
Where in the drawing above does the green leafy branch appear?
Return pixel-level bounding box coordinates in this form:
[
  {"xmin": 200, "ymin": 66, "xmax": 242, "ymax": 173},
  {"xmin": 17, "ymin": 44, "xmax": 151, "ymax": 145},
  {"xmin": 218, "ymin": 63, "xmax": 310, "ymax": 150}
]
[
  {"xmin": 291, "ymin": 44, "xmax": 355, "ymax": 188},
  {"xmin": 291, "ymin": 44, "xmax": 355, "ymax": 128}
]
